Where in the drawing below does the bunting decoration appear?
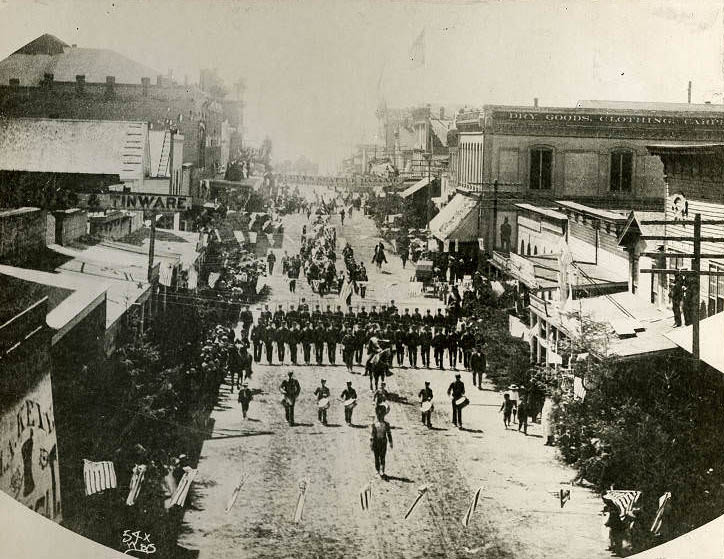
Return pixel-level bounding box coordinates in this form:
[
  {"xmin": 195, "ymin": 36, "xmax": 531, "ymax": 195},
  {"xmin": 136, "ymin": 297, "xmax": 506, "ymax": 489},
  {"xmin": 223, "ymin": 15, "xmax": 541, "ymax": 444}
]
[
  {"xmin": 126, "ymin": 464, "xmax": 147, "ymax": 506},
  {"xmin": 83, "ymin": 459, "xmax": 117, "ymax": 496},
  {"xmin": 650, "ymin": 492, "xmax": 672, "ymax": 535},
  {"xmin": 461, "ymin": 486, "xmax": 483, "ymax": 527},
  {"xmin": 603, "ymin": 490, "xmax": 642, "ymax": 521},
  {"xmin": 167, "ymin": 467, "xmax": 198, "ymax": 508}
]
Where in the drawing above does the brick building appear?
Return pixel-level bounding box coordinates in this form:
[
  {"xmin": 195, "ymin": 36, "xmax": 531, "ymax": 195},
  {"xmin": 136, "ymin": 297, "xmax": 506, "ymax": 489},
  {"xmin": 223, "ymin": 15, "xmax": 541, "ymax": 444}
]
[{"xmin": 0, "ymin": 34, "xmax": 240, "ymax": 181}]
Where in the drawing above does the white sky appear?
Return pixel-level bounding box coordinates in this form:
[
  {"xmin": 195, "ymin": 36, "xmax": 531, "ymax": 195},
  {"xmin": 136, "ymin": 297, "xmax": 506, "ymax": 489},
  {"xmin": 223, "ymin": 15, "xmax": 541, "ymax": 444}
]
[{"xmin": 0, "ymin": 0, "xmax": 722, "ymax": 173}]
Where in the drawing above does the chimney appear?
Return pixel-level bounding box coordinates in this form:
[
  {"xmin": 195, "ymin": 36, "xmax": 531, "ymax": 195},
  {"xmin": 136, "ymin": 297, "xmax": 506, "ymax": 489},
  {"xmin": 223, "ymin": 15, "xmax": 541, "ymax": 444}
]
[
  {"xmin": 534, "ymin": 97, "xmax": 539, "ymax": 108},
  {"xmin": 75, "ymin": 74, "xmax": 85, "ymax": 95},
  {"xmin": 439, "ymin": 107, "xmax": 445, "ymax": 119},
  {"xmin": 105, "ymin": 75, "xmax": 115, "ymax": 96},
  {"xmin": 141, "ymin": 77, "xmax": 150, "ymax": 97}
]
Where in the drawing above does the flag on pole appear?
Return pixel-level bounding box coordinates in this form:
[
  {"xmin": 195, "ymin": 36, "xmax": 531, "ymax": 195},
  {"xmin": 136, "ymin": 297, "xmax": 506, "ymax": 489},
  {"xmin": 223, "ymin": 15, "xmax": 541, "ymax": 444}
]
[
  {"xmin": 225, "ymin": 473, "xmax": 249, "ymax": 513},
  {"xmin": 167, "ymin": 467, "xmax": 198, "ymax": 508},
  {"xmin": 339, "ymin": 279, "xmax": 353, "ymax": 306},
  {"xmin": 404, "ymin": 485, "xmax": 428, "ymax": 520},
  {"xmin": 560, "ymin": 488, "xmax": 571, "ymax": 508},
  {"xmin": 461, "ymin": 486, "xmax": 483, "ymax": 527},
  {"xmin": 293, "ymin": 480, "xmax": 308, "ymax": 523},
  {"xmin": 360, "ymin": 483, "xmax": 372, "ymax": 512},
  {"xmin": 83, "ymin": 459, "xmax": 117, "ymax": 496},
  {"xmin": 409, "ymin": 29, "xmax": 426, "ymax": 67},
  {"xmin": 650, "ymin": 492, "xmax": 672, "ymax": 535},
  {"xmin": 603, "ymin": 490, "xmax": 642, "ymax": 521},
  {"xmin": 126, "ymin": 464, "xmax": 147, "ymax": 506}
]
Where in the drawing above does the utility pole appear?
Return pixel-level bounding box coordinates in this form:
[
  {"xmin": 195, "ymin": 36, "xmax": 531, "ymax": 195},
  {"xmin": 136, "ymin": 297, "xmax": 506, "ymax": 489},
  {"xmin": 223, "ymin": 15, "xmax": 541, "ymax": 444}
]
[
  {"xmin": 148, "ymin": 212, "xmax": 156, "ymax": 282},
  {"xmin": 639, "ymin": 214, "xmax": 724, "ymax": 372}
]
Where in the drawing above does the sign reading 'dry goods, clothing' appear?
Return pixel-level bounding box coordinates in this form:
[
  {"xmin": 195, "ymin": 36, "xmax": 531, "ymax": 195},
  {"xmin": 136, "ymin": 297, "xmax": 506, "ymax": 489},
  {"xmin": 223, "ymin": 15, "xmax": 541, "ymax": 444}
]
[{"xmin": 494, "ymin": 111, "xmax": 724, "ymax": 129}]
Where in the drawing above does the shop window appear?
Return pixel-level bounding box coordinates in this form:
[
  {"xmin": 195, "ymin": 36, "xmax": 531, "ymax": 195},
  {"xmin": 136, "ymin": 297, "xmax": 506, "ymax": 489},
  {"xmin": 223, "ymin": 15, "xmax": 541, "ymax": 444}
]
[
  {"xmin": 530, "ymin": 147, "xmax": 553, "ymax": 190},
  {"xmin": 610, "ymin": 150, "xmax": 633, "ymax": 192},
  {"xmin": 708, "ymin": 263, "xmax": 724, "ymax": 316},
  {"xmin": 534, "ymin": 246, "xmax": 538, "ymax": 255},
  {"xmin": 521, "ymin": 240, "xmax": 525, "ymax": 254},
  {"xmin": 527, "ymin": 242, "xmax": 531, "ymax": 256}
]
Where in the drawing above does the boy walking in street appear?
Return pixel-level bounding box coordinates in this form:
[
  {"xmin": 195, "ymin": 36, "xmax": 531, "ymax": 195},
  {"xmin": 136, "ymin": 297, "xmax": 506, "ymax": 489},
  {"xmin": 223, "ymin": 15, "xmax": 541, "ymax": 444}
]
[
  {"xmin": 370, "ymin": 407, "xmax": 393, "ymax": 478},
  {"xmin": 499, "ymin": 393, "xmax": 515, "ymax": 429},
  {"xmin": 238, "ymin": 381, "xmax": 253, "ymax": 420}
]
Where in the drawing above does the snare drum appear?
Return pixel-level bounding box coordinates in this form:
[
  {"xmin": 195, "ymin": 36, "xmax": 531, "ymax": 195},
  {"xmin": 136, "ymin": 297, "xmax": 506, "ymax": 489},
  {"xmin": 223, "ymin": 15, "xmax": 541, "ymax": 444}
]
[
  {"xmin": 343, "ymin": 398, "xmax": 357, "ymax": 409},
  {"xmin": 421, "ymin": 400, "xmax": 434, "ymax": 413},
  {"xmin": 455, "ymin": 396, "xmax": 469, "ymax": 409},
  {"xmin": 317, "ymin": 397, "xmax": 330, "ymax": 410}
]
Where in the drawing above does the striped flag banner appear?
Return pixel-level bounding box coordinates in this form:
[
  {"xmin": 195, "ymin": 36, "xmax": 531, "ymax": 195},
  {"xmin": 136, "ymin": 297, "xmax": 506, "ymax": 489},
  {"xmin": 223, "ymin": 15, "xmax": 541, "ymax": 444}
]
[
  {"xmin": 603, "ymin": 490, "xmax": 642, "ymax": 521},
  {"xmin": 83, "ymin": 459, "xmax": 117, "ymax": 496},
  {"xmin": 650, "ymin": 492, "xmax": 672, "ymax": 535},
  {"xmin": 167, "ymin": 467, "xmax": 198, "ymax": 508},
  {"xmin": 461, "ymin": 486, "xmax": 484, "ymax": 527},
  {"xmin": 225, "ymin": 473, "xmax": 250, "ymax": 514},
  {"xmin": 293, "ymin": 480, "xmax": 308, "ymax": 523},
  {"xmin": 359, "ymin": 483, "xmax": 372, "ymax": 512},
  {"xmin": 126, "ymin": 464, "xmax": 147, "ymax": 506},
  {"xmin": 338, "ymin": 280, "xmax": 353, "ymax": 306},
  {"xmin": 404, "ymin": 485, "xmax": 428, "ymax": 520}
]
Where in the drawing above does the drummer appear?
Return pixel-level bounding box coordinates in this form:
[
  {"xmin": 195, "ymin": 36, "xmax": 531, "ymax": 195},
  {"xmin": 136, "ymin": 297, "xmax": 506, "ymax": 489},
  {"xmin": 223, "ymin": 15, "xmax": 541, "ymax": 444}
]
[
  {"xmin": 419, "ymin": 381, "xmax": 434, "ymax": 428},
  {"xmin": 280, "ymin": 371, "xmax": 301, "ymax": 426},
  {"xmin": 341, "ymin": 381, "xmax": 357, "ymax": 425},
  {"xmin": 447, "ymin": 373, "xmax": 466, "ymax": 429},
  {"xmin": 314, "ymin": 378, "xmax": 330, "ymax": 426}
]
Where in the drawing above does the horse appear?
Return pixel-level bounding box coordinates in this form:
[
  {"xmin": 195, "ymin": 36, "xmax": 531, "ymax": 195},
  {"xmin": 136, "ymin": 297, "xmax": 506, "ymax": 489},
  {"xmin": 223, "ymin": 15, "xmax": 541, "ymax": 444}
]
[{"xmin": 367, "ymin": 348, "xmax": 392, "ymax": 391}]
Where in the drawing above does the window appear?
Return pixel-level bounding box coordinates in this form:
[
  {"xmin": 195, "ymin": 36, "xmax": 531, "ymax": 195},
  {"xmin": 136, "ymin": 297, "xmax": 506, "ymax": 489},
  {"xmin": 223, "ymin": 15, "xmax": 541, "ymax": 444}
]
[
  {"xmin": 631, "ymin": 255, "xmax": 639, "ymax": 294},
  {"xmin": 530, "ymin": 148, "xmax": 552, "ymax": 190},
  {"xmin": 708, "ymin": 263, "xmax": 724, "ymax": 316},
  {"xmin": 610, "ymin": 150, "xmax": 633, "ymax": 192}
]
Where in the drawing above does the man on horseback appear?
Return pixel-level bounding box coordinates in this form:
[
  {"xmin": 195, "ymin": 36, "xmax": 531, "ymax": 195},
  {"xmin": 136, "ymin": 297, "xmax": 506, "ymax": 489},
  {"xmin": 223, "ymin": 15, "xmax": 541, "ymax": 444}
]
[{"xmin": 365, "ymin": 325, "xmax": 391, "ymax": 391}]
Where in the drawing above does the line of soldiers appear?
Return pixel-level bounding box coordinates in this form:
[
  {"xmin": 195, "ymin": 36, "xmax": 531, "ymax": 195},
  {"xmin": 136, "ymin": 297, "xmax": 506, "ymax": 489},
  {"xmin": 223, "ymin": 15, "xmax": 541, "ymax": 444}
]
[{"xmin": 245, "ymin": 299, "xmax": 479, "ymax": 371}]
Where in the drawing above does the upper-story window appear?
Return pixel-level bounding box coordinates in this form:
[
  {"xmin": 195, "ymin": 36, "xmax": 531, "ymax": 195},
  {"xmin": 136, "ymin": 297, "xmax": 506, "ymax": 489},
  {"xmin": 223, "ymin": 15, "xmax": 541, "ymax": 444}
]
[
  {"xmin": 530, "ymin": 147, "xmax": 552, "ymax": 190},
  {"xmin": 610, "ymin": 150, "xmax": 633, "ymax": 192}
]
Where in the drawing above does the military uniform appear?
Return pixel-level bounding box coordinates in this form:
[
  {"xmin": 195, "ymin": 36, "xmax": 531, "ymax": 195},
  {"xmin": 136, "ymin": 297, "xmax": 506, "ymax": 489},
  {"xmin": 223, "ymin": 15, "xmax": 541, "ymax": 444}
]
[
  {"xmin": 301, "ymin": 324, "xmax": 313, "ymax": 364},
  {"xmin": 419, "ymin": 385, "xmax": 433, "ymax": 427},
  {"xmin": 460, "ymin": 329, "xmax": 475, "ymax": 370},
  {"xmin": 341, "ymin": 385, "xmax": 357, "ymax": 424},
  {"xmin": 432, "ymin": 330, "xmax": 447, "ymax": 369},
  {"xmin": 447, "ymin": 329, "xmax": 459, "ymax": 369},
  {"xmin": 447, "ymin": 377, "xmax": 466, "ymax": 428},
  {"xmin": 275, "ymin": 323, "xmax": 289, "ymax": 363},
  {"xmin": 406, "ymin": 327, "xmax": 419, "ymax": 368},
  {"xmin": 281, "ymin": 375, "xmax": 301, "ymax": 425},
  {"xmin": 250, "ymin": 323, "xmax": 264, "ymax": 362},
  {"xmin": 264, "ymin": 325, "xmax": 276, "ymax": 364},
  {"xmin": 260, "ymin": 307, "xmax": 272, "ymax": 325},
  {"xmin": 313, "ymin": 323, "xmax": 326, "ymax": 364},
  {"xmin": 394, "ymin": 326, "xmax": 405, "ymax": 366},
  {"xmin": 288, "ymin": 326, "xmax": 300, "ymax": 364},
  {"xmin": 419, "ymin": 327, "xmax": 432, "ymax": 368},
  {"xmin": 273, "ymin": 307, "xmax": 285, "ymax": 327},
  {"xmin": 326, "ymin": 324, "xmax": 338, "ymax": 364}
]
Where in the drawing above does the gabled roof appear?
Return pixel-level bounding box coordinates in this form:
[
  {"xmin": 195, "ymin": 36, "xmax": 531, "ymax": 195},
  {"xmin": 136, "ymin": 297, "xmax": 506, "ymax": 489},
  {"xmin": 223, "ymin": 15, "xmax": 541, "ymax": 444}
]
[
  {"xmin": 12, "ymin": 34, "xmax": 68, "ymax": 56},
  {"xmin": 514, "ymin": 203, "xmax": 568, "ymax": 222},
  {"xmin": 618, "ymin": 211, "xmax": 666, "ymax": 247},
  {"xmin": 0, "ymin": 118, "xmax": 148, "ymax": 181}
]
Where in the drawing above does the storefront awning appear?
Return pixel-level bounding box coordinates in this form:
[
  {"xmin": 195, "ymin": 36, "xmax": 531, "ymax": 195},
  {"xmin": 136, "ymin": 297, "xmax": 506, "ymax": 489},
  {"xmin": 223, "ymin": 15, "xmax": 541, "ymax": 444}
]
[
  {"xmin": 665, "ymin": 312, "xmax": 724, "ymax": 374},
  {"xmin": 429, "ymin": 193, "xmax": 479, "ymax": 242},
  {"xmin": 401, "ymin": 177, "xmax": 432, "ymax": 199}
]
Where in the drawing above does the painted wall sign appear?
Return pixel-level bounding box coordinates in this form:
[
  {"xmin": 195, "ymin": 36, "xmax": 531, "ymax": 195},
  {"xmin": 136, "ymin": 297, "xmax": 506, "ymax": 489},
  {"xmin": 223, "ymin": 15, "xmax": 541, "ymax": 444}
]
[
  {"xmin": 494, "ymin": 111, "xmax": 724, "ymax": 129},
  {"xmin": 0, "ymin": 373, "xmax": 61, "ymax": 521},
  {"xmin": 78, "ymin": 193, "xmax": 191, "ymax": 213}
]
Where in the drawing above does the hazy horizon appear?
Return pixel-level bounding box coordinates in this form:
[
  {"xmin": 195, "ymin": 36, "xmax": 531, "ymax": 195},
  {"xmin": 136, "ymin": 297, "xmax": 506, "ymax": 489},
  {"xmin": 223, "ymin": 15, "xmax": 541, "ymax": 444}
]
[{"xmin": 1, "ymin": 0, "xmax": 722, "ymax": 173}]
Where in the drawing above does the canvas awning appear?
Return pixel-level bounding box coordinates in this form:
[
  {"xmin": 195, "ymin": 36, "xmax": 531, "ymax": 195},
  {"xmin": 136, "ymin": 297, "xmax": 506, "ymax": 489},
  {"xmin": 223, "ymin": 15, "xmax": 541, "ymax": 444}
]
[
  {"xmin": 665, "ymin": 312, "xmax": 724, "ymax": 374},
  {"xmin": 401, "ymin": 177, "xmax": 432, "ymax": 199},
  {"xmin": 428, "ymin": 193, "xmax": 479, "ymax": 242}
]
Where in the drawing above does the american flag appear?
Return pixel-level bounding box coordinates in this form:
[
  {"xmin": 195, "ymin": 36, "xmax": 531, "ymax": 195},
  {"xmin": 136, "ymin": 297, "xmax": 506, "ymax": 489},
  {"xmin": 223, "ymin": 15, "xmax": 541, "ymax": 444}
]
[
  {"xmin": 461, "ymin": 486, "xmax": 483, "ymax": 527},
  {"xmin": 603, "ymin": 490, "xmax": 641, "ymax": 520},
  {"xmin": 650, "ymin": 492, "xmax": 672, "ymax": 535},
  {"xmin": 359, "ymin": 483, "xmax": 371, "ymax": 512},
  {"xmin": 126, "ymin": 464, "xmax": 147, "ymax": 506},
  {"xmin": 83, "ymin": 460, "xmax": 117, "ymax": 496},
  {"xmin": 168, "ymin": 467, "xmax": 198, "ymax": 508}
]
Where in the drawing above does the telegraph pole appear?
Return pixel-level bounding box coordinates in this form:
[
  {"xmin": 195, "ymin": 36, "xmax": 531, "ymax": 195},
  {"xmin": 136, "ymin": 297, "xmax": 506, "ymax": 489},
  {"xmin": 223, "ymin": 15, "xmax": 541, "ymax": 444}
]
[{"xmin": 693, "ymin": 213, "xmax": 701, "ymax": 365}]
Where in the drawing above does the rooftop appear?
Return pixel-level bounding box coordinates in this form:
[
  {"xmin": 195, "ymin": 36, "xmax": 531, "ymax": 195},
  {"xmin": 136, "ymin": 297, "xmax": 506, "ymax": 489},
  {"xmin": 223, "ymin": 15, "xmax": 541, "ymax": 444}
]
[
  {"xmin": 618, "ymin": 211, "xmax": 666, "ymax": 247},
  {"xmin": 514, "ymin": 203, "xmax": 568, "ymax": 222},
  {"xmin": 556, "ymin": 200, "xmax": 629, "ymax": 224},
  {"xmin": 577, "ymin": 100, "xmax": 724, "ymax": 113},
  {"xmin": 1, "ymin": 34, "xmax": 160, "ymax": 86},
  {"xmin": 0, "ymin": 118, "xmax": 148, "ymax": 181}
]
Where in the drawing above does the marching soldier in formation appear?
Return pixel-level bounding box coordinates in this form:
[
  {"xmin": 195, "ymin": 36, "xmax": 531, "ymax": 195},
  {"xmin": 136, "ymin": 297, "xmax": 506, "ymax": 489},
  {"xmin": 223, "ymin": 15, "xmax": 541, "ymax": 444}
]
[
  {"xmin": 276, "ymin": 321, "xmax": 289, "ymax": 364},
  {"xmin": 432, "ymin": 327, "xmax": 447, "ymax": 369},
  {"xmin": 289, "ymin": 323, "xmax": 300, "ymax": 365},
  {"xmin": 314, "ymin": 321, "xmax": 326, "ymax": 365},
  {"xmin": 406, "ymin": 325, "xmax": 419, "ymax": 369},
  {"xmin": 325, "ymin": 322, "xmax": 338, "ymax": 365},
  {"xmin": 264, "ymin": 322, "xmax": 276, "ymax": 364},
  {"xmin": 419, "ymin": 325, "xmax": 432, "ymax": 368},
  {"xmin": 250, "ymin": 321, "xmax": 264, "ymax": 362},
  {"xmin": 273, "ymin": 304, "xmax": 285, "ymax": 326},
  {"xmin": 301, "ymin": 322, "xmax": 313, "ymax": 365},
  {"xmin": 260, "ymin": 304, "xmax": 272, "ymax": 325}
]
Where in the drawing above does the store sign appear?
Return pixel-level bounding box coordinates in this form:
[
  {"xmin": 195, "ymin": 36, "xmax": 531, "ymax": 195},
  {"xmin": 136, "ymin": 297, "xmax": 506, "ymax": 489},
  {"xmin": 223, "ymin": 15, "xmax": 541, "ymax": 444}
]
[
  {"xmin": 494, "ymin": 111, "xmax": 724, "ymax": 129},
  {"xmin": 79, "ymin": 193, "xmax": 191, "ymax": 212}
]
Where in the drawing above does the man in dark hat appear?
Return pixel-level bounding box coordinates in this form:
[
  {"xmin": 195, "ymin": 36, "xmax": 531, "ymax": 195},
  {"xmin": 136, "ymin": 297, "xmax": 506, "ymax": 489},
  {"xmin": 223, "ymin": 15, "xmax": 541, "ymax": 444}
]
[
  {"xmin": 447, "ymin": 373, "xmax": 466, "ymax": 429},
  {"xmin": 238, "ymin": 381, "xmax": 253, "ymax": 420},
  {"xmin": 280, "ymin": 371, "xmax": 301, "ymax": 426},
  {"xmin": 419, "ymin": 381, "xmax": 434, "ymax": 428}
]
